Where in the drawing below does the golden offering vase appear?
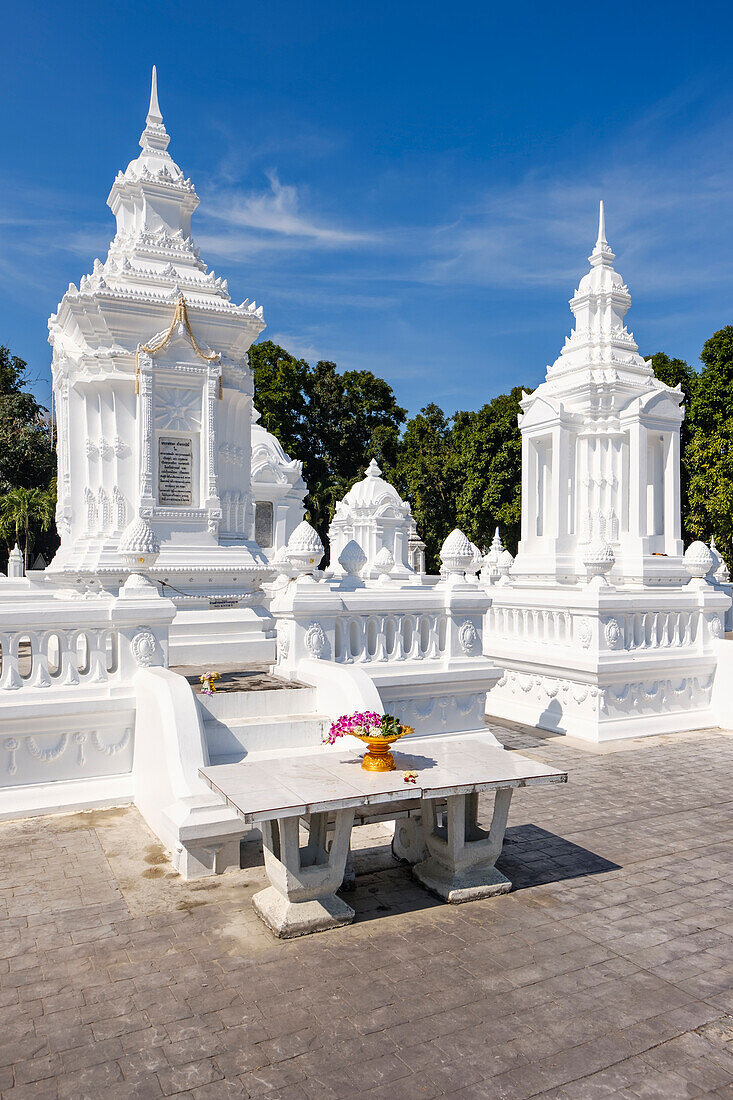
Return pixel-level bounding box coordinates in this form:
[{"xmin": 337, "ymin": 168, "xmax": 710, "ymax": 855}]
[{"xmin": 353, "ymin": 728, "xmax": 413, "ymax": 772}]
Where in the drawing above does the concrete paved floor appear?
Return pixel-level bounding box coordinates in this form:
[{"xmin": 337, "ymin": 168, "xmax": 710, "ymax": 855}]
[{"xmin": 1, "ymin": 723, "xmax": 732, "ymax": 1099}]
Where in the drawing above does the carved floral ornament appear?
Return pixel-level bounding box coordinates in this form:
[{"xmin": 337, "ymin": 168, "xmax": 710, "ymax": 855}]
[
  {"xmin": 304, "ymin": 622, "xmax": 327, "ymax": 658},
  {"xmin": 577, "ymin": 618, "xmax": 593, "ymax": 648},
  {"xmin": 604, "ymin": 618, "xmax": 623, "ymax": 650},
  {"xmin": 131, "ymin": 629, "xmax": 157, "ymax": 667},
  {"xmin": 458, "ymin": 618, "xmax": 479, "ymax": 654}
]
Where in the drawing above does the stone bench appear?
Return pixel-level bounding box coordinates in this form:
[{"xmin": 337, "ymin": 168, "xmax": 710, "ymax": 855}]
[{"xmin": 200, "ymin": 734, "xmax": 567, "ymax": 938}]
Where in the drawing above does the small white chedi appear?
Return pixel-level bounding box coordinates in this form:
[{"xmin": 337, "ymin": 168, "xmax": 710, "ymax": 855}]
[
  {"xmin": 46, "ymin": 68, "xmax": 303, "ymax": 660},
  {"xmin": 484, "ymin": 204, "xmax": 730, "ymax": 741},
  {"xmin": 328, "ymin": 460, "xmax": 417, "ymax": 580}
]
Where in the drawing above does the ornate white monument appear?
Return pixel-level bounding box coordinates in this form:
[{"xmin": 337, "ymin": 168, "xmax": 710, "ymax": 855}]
[
  {"xmin": 46, "ymin": 69, "xmax": 301, "ymax": 659},
  {"xmin": 484, "ymin": 205, "xmax": 730, "ymax": 741},
  {"xmin": 327, "ymin": 460, "xmax": 417, "ymax": 580}
]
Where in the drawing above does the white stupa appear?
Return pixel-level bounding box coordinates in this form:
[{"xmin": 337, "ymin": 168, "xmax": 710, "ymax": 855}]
[
  {"xmin": 513, "ymin": 201, "xmax": 685, "ymax": 586},
  {"xmin": 328, "ymin": 460, "xmax": 416, "ymax": 581},
  {"xmin": 485, "ymin": 204, "xmax": 729, "ymax": 741},
  {"xmin": 46, "ymin": 68, "xmax": 305, "ymax": 659}
]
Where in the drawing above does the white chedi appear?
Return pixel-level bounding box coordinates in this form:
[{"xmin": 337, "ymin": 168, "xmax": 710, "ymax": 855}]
[
  {"xmin": 496, "ymin": 548, "xmax": 514, "ymax": 583},
  {"xmin": 467, "ymin": 542, "xmax": 483, "ymax": 578},
  {"xmin": 583, "ymin": 537, "xmax": 615, "ymax": 585},
  {"xmin": 440, "ymin": 529, "xmax": 474, "ymax": 577},
  {"xmin": 118, "ymin": 517, "xmax": 161, "ymax": 570},
  {"xmin": 481, "ymin": 527, "xmax": 505, "ymax": 584},
  {"xmin": 328, "ymin": 459, "xmax": 416, "ymax": 581},
  {"xmin": 7, "ymin": 544, "xmax": 24, "ymax": 579},
  {"xmin": 684, "ymin": 541, "xmax": 714, "ymax": 581},
  {"xmin": 337, "ymin": 539, "xmax": 367, "ymax": 585},
  {"xmin": 708, "ymin": 537, "xmax": 730, "ymax": 583},
  {"xmin": 286, "ymin": 521, "xmax": 324, "ymax": 577}
]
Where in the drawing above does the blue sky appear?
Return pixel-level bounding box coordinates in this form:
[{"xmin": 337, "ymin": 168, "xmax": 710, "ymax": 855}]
[{"xmin": 2, "ymin": 0, "xmax": 733, "ymax": 417}]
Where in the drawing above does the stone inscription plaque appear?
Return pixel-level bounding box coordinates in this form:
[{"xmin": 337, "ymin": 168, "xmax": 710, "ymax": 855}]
[{"xmin": 158, "ymin": 436, "xmax": 193, "ymax": 505}]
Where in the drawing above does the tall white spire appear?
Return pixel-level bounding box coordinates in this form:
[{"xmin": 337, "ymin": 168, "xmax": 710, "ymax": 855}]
[
  {"xmin": 589, "ymin": 199, "xmax": 615, "ymax": 267},
  {"xmin": 139, "ymin": 65, "xmax": 170, "ymax": 152},
  {"xmin": 546, "ymin": 202, "xmax": 651, "ymax": 383},
  {"xmin": 148, "ymin": 64, "xmax": 162, "ymax": 123}
]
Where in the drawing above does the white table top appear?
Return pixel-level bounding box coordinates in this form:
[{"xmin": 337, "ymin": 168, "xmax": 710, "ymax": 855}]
[{"xmin": 199, "ymin": 735, "xmax": 567, "ymax": 824}]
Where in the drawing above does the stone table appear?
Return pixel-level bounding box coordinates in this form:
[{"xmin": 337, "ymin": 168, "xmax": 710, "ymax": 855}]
[{"xmin": 200, "ymin": 735, "xmax": 567, "ymax": 937}]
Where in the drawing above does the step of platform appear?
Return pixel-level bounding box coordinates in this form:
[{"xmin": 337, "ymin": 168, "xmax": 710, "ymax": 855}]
[{"xmin": 205, "ymin": 711, "xmax": 330, "ymax": 763}]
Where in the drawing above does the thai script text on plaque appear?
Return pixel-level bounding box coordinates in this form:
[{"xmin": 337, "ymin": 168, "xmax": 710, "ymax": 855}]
[{"xmin": 158, "ymin": 436, "xmax": 193, "ymax": 505}]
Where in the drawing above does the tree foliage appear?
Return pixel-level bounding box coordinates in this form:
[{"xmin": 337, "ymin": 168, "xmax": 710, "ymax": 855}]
[
  {"xmin": 0, "ymin": 347, "xmax": 57, "ymax": 569},
  {"xmin": 249, "ymin": 341, "xmax": 406, "ymax": 545},
  {"xmin": 392, "ymin": 404, "xmax": 462, "ymax": 570},
  {"xmin": 0, "ymin": 484, "xmax": 56, "ymax": 568},
  {"xmin": 454, "ymin": 386, "xmax": 528, "ymax": 555},
  {"xmin": 685, "ymin": 327, "xmax": 733, "ymax": 562},
  {"xmin": 649, "ymin": 352, "xmax": 697, "ymax": 546}
]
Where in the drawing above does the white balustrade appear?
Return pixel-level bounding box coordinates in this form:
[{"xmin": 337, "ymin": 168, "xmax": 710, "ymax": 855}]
[
  {"xmin": 487, "ymin": 605, "xmax": 704, "ymax": 652},
  {"xmin": 0, "ymin": 626, "xmax": 119, "ymax": 691},
  {"xmin": 334, "ymin": 612, "xmax": 446, "ymax": 664}
]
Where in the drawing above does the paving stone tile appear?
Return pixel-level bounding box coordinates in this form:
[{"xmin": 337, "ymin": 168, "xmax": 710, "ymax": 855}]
[
  {"xmin": 2, "ymin": 727, "xmax": 733, "ymax": 1100},
  {"xmin": 156, "ymin": 1057, "xmax": 224, "ymax": 1096}
]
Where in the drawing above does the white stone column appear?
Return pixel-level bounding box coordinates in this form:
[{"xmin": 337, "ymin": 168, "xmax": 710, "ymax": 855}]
[
  {"xmin": 137, "ymin": 355, "xmax": 154, "ymax": 511},
  {"xmin": 664, "ymin": 432, "xmax": 681, "ymax": 550},
  {"xmin": 627, "ymin": 422, "xmax": 647, "ymax": 541}
]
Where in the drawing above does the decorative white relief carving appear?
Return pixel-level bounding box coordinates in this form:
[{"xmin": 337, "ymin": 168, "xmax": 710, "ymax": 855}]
[
  {"xmin": 577, "ymin": 618, "xmax": 592, "ymax": 648},
  {"xmin": 85, "ymin": 487, "xmax": 97, "ymax": 533},
  {"xmin": 4, "ymin": 738, "xmax": 19, "ymax": 775},
  {"xmin": 604, "ymin": 618, "xmax": 623, "ymax": 650},
  {"xmin": 276, "ymin": 623, "xmax": 290, "ymax": 662},
  {"xmin": 458, "ymin": 618, "xmax": 479, "ymax": 655},
  {"xmin": 154, "ymin": 386, "xmax": 202, "ymax": 431},
  {"xmin": 26, "ymin": 735, "xmax": 69, "ymax": 762},
  {"xmin": 113, "ymin": 486, "xmax": 127, "ymax": 530},
  {"xmin": 131, "ymin": 629, "xmax": 157, "ymax": 667},
  {"xmin": 91, "ymin": 728, "xmax": 132, "ymax": 756},
  {"xmin": 709, "ymin": 615, "xmax": 723, "ymax": 638},
  {"xmin": 304, "ymin": 622, "xmax": 327, "ymax": 658}
]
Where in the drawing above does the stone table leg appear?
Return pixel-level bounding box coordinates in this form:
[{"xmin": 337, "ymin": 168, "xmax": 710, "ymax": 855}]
[
  {"xmin": 253, "ymin": 808, "xmax": 356, "ymax": 937},
  {"xmin": 413, "ymin": 789, "xmax": 513, "ymax": 903}
]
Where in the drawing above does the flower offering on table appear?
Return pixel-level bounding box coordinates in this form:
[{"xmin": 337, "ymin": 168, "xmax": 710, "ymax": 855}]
[{"xmin": 322, "ymin": 710, "xmax": 414, "ymax": 772}]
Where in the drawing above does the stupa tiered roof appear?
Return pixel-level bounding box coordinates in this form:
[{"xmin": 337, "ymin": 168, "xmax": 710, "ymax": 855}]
[{"xmin": 49, "ymin": 68, "xmax": 265, "ymax": 366}]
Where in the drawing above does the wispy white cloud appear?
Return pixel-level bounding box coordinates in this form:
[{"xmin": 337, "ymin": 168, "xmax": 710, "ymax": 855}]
[{"xmin": 202, "ymin": 170, "xmax": 376, "ymax": 252}]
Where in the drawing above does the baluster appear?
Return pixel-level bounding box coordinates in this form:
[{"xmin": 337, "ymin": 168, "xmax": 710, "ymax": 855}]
[
  {"xmin": 375, "ymin": 617, "xmax": 387, "ymax": 661},
  {"xmin": 0, "ymin": 632, "xmax": 22, "ymax": 691},
  {"xmin": 61, "ymin": 631, "xmax": 80, "ymax": 685},
  {"xmin": 31, "ymin": 631, "xmax": 51, "ymax": 688},
  {"xmin": 88, "ymin": 630, "xmax": 108, "ymax": 683}
]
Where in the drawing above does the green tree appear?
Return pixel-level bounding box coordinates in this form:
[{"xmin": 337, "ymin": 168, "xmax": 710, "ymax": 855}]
[
  {"xmin": 686, "ymin": 327, "xmax": 733, "ymax": 568},
  {"xmin": 0, "ymin": 483, "xmax": 56, "ymax": 568},
  {"xmin": 393, "ymin": 403, "xmax": 462, "ymax": 569},
  {"xmin": 249, "ymin": 342, "xmax": 406, "ymax": 547},
  {"xmin": 454, "ymin": 386, "xmax": 529, "ymax": 554},
  {"xmin": 649, "ymin": 352, "xmax": 697, "ymax": 545},
  {"xmin": 0, "ymin": 346, "xmax": 57, "ymax": 569},
  {"xmin": 0, "ymin": 346, "xmax": 55, "ymax": 495}
]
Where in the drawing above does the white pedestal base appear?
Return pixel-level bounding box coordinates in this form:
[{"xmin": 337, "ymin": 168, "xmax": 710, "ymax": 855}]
[
  {"xmin": 253, "ymin": 809, "xmax": 355, "ymax": 938},
  {"xmin": 412, "ymin": 789, "xmax": 513, "ymax": 904},
  {"xmin": 253, "ymin": 887, "xmax": 354, "ymax": 938}
]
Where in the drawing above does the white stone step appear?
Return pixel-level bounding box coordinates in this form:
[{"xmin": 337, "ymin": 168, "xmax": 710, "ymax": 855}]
[
  {"xmin": 205, "ymin": 712, "xmax": 330, "ymax": 763},
  {"xmin": 196, "ymin": 685, "xmax": 317, "ymax": 723}
]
